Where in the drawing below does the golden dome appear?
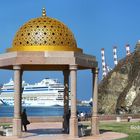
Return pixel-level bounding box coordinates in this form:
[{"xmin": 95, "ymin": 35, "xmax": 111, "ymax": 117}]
[{"xmin": 7, "ymin": 8, "xmax": 82, "ymax": 52}]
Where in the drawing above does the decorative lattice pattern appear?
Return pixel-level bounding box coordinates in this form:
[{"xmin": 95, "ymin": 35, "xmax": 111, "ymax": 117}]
[{"xmin": 12, "ymin": 17, "xmax": 77, "ymax": 48}]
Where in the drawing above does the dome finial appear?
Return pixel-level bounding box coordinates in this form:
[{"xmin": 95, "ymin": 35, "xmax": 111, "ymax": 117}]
[{"xmin": 42, "ymin": 8, "xmax": 46, "ymax": 17}]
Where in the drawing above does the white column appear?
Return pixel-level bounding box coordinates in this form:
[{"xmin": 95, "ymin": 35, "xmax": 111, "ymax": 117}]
[
  {"xmin": 101, "ymin": 48, "xmax": 107, "ymax": 78},
  {"xmin": 125, "ymin": 44, "xmax": 130, "ymax": 56},
  {"xmin": 13, "ymin": 65, "xmax": 22, "ymax": 137},
  {"xmin": 113, "ymin": 46, "xmax": 118, "ymax": 66},
  {"xmin": 69, "ymin": 65, "xmax": 78, "ymax": 137},
  {"xmin": 63, "ymin": 70, "xmax": 69, "ymax": 133},
  {"xmin": 91, "ymin": 68, "xmax": 99, "ymax": 135}
]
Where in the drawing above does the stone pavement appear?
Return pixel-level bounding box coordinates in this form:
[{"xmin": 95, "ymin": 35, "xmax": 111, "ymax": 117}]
[{"xmin": 0, "ymin": 122, "xmax": 128, "ymax": 140}]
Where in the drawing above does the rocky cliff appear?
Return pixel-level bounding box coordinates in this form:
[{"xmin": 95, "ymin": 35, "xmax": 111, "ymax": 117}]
[{"xmin": 98, "ymin": 41, "xmax": 140, "ymax": 114}]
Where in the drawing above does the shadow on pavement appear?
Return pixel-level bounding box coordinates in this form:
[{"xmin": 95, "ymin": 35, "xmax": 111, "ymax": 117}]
[
  {"xmin": 27, "ymin": 128, "xmax": 64, "ymax": 135},
  {"xmin": 100, "ymin": 129, "xmax": 112, "ymax": 134}
]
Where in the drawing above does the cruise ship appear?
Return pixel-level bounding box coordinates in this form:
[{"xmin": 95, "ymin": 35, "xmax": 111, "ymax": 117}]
[{"xmin": 0, "ymin": 78, "xmax": 70, "ymax": 107}]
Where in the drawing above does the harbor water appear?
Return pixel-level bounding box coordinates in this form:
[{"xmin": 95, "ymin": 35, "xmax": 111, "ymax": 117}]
[{"xmin": 0, "ymin": 105, "xmax": 91, "ymax": 117}]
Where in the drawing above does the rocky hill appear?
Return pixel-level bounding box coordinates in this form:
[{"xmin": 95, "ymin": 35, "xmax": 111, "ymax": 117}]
[{"xmin": 98, "ymin": 41, "xmax": 140, "ymax": 114}]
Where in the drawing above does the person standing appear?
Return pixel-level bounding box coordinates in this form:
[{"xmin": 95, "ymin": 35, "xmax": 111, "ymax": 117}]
[{"xmin": 21, "ymin": 108, "xmax": 30, "ymax": 132}]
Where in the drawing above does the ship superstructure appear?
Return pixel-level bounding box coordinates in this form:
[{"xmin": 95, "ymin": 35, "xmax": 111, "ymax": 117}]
[{"xmin": 0, "ymin": 78, "xmax": 70, "ymax": 106}]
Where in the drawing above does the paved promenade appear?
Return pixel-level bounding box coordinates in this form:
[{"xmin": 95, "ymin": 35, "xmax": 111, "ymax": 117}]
[{"xmin": 0, "ymin": 122, "xmax": 128, "ymax": 140}]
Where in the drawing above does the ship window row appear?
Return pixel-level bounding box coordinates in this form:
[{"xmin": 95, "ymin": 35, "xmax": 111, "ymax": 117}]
[
  {"xmin": 49, "ymin": 84, "xmax": 63, "ymax": 86},
  {"xmin": 25, "ymin": 87, "xmax": 48, "ymax": 89},
  {"xmin": 2, "ymin": 88, "xmax": 13, "ymax": 90},
  {"xmin": 22, "ymin": 97, "xmax": 37, "ymax": 100},
  {"xmin": 3, "ymin": 99, "xmax": 13, "ymax": 101},
  {"xmin": 2, "ymin": 88, "xmax": 63, "ymax": 91},
  {"xmin": 24, "ymin": 87, "xmax": 62, "ymax": 90},
  {"xmin": 58, "ymin": 95, "xmax": 63, "ymax": 97}
]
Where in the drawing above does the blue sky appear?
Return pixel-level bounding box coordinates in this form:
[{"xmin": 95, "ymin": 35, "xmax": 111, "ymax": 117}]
[{"xmin": 0, "ymin": 0, "xmax": 140, "ymax": 100}]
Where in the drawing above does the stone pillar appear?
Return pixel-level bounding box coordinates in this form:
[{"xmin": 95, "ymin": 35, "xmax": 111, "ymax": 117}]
[
  {"xmin": 20, "ymin": 70, "xmax": 23, "ymax": 115},
  {"xmin": 63, "ymin": 70, "xmax": 70, "ymax": 133},
  {"xmin": 69, "ymin": 65, "xmax": 78, "ymax": 137},
  {"xmin": 13, "ymin": 65, "xmax": 22, "ymax": 137},
  {"xmin": 91, "ymin": 68, "xmax": 99, "ymax": 135},
  {"xmin": 20, "ymin": 70, "xmax": 24, "ymax": 132}
]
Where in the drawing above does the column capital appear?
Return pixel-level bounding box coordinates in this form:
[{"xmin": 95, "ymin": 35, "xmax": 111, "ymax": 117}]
[
  {"xmin": 69, "ymin": 65, "xmax": 78, "ymax": 70},
  {"xmin": 13, "ymin": 65, "xmax": 21, "ymax": 70},
  {"xmin": 92, "ymin": 67, "xmax": 99, "ymax": 74}
]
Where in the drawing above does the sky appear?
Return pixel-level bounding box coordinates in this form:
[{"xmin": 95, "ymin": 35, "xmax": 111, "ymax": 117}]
[{"xmin": 0, "ymin": 0, "xmax": 140, "ymax": 100}]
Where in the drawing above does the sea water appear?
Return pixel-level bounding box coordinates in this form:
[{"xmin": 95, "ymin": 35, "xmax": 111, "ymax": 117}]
[{"xmin": 0, "ymin": 105, "xmax": 91, "ymax": 117}]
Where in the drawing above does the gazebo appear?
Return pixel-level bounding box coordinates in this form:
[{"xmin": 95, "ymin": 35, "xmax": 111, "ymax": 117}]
[{"xmin": 0, "ymin": 8, "xmax": 99, "ymax": 137}]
